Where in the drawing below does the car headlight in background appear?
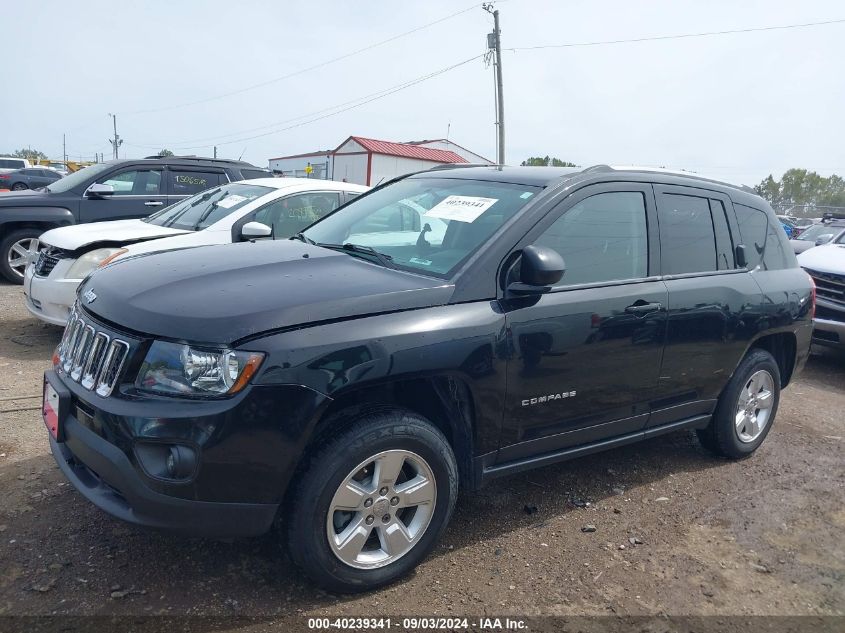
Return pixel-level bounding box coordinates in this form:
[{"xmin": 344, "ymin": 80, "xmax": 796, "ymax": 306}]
[
  {"xmin": 66, "ymin": 247, "xmax": 128, "ymax": 279},
  {"xmin": 135, "ymin": 340, "xmax": 265, "ymax": 396}
]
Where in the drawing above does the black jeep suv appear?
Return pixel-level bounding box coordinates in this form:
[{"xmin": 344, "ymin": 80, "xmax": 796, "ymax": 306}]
[
  {"xmin": 43, "ymin": 165, "xmax": 813, "ymax": 592},
  {"xmin": 0, "ymin": 155, "xmax": 269, "ymax": 282}
]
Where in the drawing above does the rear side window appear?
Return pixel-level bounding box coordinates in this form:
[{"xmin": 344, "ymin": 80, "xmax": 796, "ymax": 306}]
[
  {"xmin": 535, "ymin": 191, "xmax": 648, "ymax": 285},
  {"xmin": 0, "ymin": 158, "xmax": 25, "ymax": 169},
  {"xmin": 658, "ymin": 194, "xmax": 717, "ymax": 274},
  {"xmin": 763, "ymin": 221, "xmax": 795, "ymax": 270},
  {"xmin": 709, "ymin": 199, "xmax": 735, "ymax": 270},
  {"xmin": 734, "ymin": 204, "xmax": 768, "ymax": 269},
  {"xmin": 168, "ymin": 171, "xmax": 219, "ymax": 196}
]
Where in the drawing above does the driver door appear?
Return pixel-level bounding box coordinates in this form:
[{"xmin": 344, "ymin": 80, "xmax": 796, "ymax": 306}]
[{"xmin": 79, "ymin": 167, "xmax": 166, "ymax": 222}]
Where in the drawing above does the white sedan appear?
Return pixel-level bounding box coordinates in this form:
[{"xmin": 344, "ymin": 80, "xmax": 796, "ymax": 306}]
[{"xmin": 24, "ymin": 178, "xmax": 367, "ymax": 325}]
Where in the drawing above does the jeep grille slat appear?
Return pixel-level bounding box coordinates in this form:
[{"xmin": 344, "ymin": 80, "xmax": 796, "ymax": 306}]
[{"xmin": 57, "ymin": 311, "xmax": 130, "ymax": 397}]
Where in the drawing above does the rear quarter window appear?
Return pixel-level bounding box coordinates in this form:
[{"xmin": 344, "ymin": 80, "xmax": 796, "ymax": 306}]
[{"xmin": 734, "ymin": 203, "xmax": 796, "ymax": 270}]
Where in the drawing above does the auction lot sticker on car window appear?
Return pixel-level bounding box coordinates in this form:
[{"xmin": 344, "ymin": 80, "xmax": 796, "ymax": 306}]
[
  {"xmin": 216, "ymin": 194, "xmax": 248, "ymax": 209},
  {"xmin": 424, "ymin": 196, "xmax": 498, "ymax": 223}
]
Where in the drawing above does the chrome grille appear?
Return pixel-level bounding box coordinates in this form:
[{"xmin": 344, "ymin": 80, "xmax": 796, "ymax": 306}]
[
  {"xmin": 34, "ymin": 248, "xmax": 64, "ymax": 277},
  {"xmin": 58, "ymin": 310, "xmax": 130, "ymax": 397},
  {"xmin": 807, "ymin": 268, "xmax": 845, "ymax": 307}
]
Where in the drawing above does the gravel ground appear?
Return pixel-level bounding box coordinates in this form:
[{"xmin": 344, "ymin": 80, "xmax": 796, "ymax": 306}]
[{"xmin": 0, "ymin": 281, "xmax": 843, "ymax": 622}]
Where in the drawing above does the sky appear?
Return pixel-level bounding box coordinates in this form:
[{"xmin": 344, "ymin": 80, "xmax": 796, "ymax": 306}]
[{"xmin": 4, "ymin": 0, "xmax": 844, "ymax": 187}]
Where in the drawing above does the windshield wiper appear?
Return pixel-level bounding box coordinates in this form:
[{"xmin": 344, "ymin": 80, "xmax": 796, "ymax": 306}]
[
  {"xmin": 318, "ymin": 242, "xmax": 395, "ymax": 269},
  {"xmin": 291, "ymin": 232, "xmax": 315, "ymax": 245}
]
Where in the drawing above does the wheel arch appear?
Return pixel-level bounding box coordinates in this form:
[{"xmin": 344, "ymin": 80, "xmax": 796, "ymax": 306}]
[
  {"xmin": 746, "ymin": 331, "xmax": 798, "ymax": 388},
  {"xmin": 303, "ymin": 374, "xmax": 478, "ymax": 490}
]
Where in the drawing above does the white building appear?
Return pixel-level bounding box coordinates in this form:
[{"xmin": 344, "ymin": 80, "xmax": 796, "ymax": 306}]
[{"xmin": 268, "ymin": 135, "xmax": 492, "ymax": 185}]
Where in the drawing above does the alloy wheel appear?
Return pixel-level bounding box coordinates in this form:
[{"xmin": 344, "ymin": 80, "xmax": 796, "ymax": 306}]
[
  {"xmin": 734, "ymin": 369, "xmax": 775, "ymax": 443},
  {"xmin": 326, "ymin": 449, "xmax": 436, "ymax": 569},
  {"xmin": 7, "ymin": 238, "xmax": 38, "ymax": 279}
]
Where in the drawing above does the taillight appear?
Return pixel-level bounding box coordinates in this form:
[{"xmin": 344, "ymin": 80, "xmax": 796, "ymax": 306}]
[
  {"xmin": 0, "ymin": 175, "xmax": 9, "ymax": 179},
  {"xmin": 807, "ymin": 272, "xmax": 816, "ymax": 320}
]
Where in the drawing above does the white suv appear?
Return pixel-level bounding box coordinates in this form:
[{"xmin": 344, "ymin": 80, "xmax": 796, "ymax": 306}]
[
  {"xmin": 798, "ymin": 235, "xmax": 845, "ymax": 350},
  {"xmin": 24, "ymin": 178, "xmax": 367, "ymax": 325},
  {"xmin": 0, "ymin": 157, "xmax": 32, "ymax": 174}
]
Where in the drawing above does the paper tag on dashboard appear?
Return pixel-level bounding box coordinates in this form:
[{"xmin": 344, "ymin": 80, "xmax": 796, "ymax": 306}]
[
  {"xmin": 216, "ymin": 194, "xmax": 247, "ymax": 209},
  {"xmin": 424, "ymin": 196, "xmax": 499, "ymax": 223}
]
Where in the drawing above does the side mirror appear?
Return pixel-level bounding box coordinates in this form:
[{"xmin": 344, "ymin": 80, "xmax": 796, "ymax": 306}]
[
  {"xmin": 508, "ymin": 245, "xmax": 565, "ymax": 295},
  {"xmin": 735, "ymin": 244, "xmax": 748, "ymax": 268},
  {"xmin": 815, "ymin": 234, "xmax": 834, "ymax": 246},
  {"xmin": 85, "ymin": 183, "xmax": 114, "ymax": 198},
  {"xmin": 241, "ymin": 221, "xmax": 272, "ymax": 240}
]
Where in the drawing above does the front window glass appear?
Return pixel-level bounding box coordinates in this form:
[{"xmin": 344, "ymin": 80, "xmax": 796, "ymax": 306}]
[
  {"xmin": 253, "ymin": 192, "xmax": 340, "ymax": 238},
  {"xmin": 101, "ymin": 169, "xmax": 161, "ymax": 195},
  {"xmin": 144, "ymin": 183, "xmax": 272, "ymax": 231},
  {"xmin": 535, "ymin": 191, "xmax": 648, "ymax": 286},
  {"xmin": 303, "ymin": 177, "xmax": 541, "ymax": 277},
  {"xmin": 46, "ymin": 163, "xmax": 113, "ymax": 193}
]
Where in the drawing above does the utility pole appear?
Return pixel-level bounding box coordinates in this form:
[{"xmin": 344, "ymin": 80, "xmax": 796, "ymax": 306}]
[
  {"xmin": 62, "ymin": 134, "xmax": 67, "ymax": 166},
  {"xmin": 213, "ymin": 145, "xmax": 217, "ymax": 159},
  {"xmin": 108, "ymin": 113, "xmax": 122, "ymax": 159},
  {"xmin": 484, "ymin": 3, "xmax": 505, "ymax": 165}
]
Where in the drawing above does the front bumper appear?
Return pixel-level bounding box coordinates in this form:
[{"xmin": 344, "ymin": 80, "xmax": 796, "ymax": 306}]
[
  {"xmin": 24, "ymin": 261, "xmax": 79, "ymax": 326},
  {"xmin": 50, "ymin": 417, "xmax": 277, "ymax": 537},
  {"xmin": 45, "ymin": 356, "xmax": 329, "ymax": 537}
]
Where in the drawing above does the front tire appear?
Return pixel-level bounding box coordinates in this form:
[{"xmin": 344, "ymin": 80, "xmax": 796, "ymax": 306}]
[
  {"xmin": 286, "ymin": 408, "xmax": 458, "ymax": 593},
  {"xmin": 1, "ymin": 228, "xmax": 41, "ymax": 284},
  {"xmin": 11, "ymin": 182, "xmax": 28, "ymax": 191},
  {"xmin": 697, "ymin": 348, "xmax": 781, "ymax": 458}
]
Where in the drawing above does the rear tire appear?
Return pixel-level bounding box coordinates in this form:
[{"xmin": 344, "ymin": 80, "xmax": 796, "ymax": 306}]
[
  {"xmin": 697, "ymin": 348, "xmax": 781, "ymax": 458},
  {"xmin": 11, "ymin": 183, "xmax": 28, "ymax": 191},
  {"xmin": 0, "ymin": 228, "xmax": 41, "ymax": 284},
  {"xmin": 286, "ymin": 408, "xmax": 458, "ymax": 593}
]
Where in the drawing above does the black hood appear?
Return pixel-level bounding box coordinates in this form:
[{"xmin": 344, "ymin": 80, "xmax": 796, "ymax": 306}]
[
  {"xmin": 0, "ymin": 189, "xmax": 49, "ymax": 204},
  {"xmin": 79, "ymin": 240, "xmax": 454, "ymax": 345}
]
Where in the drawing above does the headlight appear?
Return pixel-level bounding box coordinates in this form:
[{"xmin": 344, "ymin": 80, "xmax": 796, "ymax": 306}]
[
  {"xmin": 66, "ymin": 247, "xmax": 127, "ymax": 279},
  {"xmin": 135, "ymin": 341, "xmax": 265, "ymax": 396}
]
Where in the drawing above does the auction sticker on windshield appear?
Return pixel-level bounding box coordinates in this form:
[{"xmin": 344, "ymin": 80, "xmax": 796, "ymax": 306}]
[
  {"xmin": 424, "ymin": 196, "xmax": 498, "ymax": 223},
  {"xmin": 217, "ymin": 194, "xmax": 248, "ymax": 209}
]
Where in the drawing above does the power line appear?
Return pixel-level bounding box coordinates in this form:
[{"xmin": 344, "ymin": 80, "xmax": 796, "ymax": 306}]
[
  {"xmin": 117, "ymin": 2, "xmax": 484, "ymax": 117},
  {"xmin": 125, "ymin": 54, "xmax": 485, "ymax": 150},
  {"xmin": 507, "ymin": 17, "xmax": 845, "ymax": 51}
]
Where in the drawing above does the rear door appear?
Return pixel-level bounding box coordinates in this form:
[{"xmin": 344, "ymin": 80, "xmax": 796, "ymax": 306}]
[
  {"xmin": 651, "ymin": 185, "xmax": 763, "ymax": 425},
  {"xmin": 498, "ymin": 183, "xmax": 668, "ymax": 461},
  {"xmin": 78, "ymin": 166, "xmax": 166, "ymax": 222}
]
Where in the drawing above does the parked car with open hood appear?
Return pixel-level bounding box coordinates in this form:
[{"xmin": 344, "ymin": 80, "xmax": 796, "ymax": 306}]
[
  {"xmin": 43, "ymin": 165, "xmax": 812, "ymax": 592},
  {"xmin": 0, "ymin": 155, "xmax": 269, "ymax": 283},
  {"xmin": 24, "ymin": 178, "xmax": 367, "ymax": 325}
]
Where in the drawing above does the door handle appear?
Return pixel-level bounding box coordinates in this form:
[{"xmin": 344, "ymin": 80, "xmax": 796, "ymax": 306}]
[
  {"xmin": 624, "ymin": 302, "xmax": 662, "ymax": 315},
  {"xmin": 144, "ymin": 201, "xmax": 164, "ymax": 207}
]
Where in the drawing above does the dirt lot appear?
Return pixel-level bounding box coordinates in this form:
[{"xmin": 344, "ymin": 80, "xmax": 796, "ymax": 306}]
[{"xmin": 0, "ymin": 281, "xmax": 843, "ymax": 622}]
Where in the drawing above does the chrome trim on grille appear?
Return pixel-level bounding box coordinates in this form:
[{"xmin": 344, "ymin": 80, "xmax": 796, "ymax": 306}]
[
  {"xmin": 96, "ymin": 340, "xmax": 130, "ymax": 397},
  {"xmin": 57, "ymin": 310, "xmax": 130, "ymax": 397}
]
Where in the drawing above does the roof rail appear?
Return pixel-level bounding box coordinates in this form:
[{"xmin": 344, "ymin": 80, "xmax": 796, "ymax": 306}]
[
  {"xmin": 426, "ymin": 162, "xmax": 503, "ymax": 171},
  {"xmin": 142, "ymin": 154, "xmax": 249, "ymax": 164}
]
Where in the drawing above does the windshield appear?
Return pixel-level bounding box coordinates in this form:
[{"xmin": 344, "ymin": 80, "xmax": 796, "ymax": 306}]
[
  {"xmin": 144, "ymin": 183, "xmax": 272, "ymax": 231},
  {"xmin": 303, "ymin": 177, "xmax": 541, "ymax": 277},
  {"xmin": 796, "ymin": 223, "xmax": 839, "ymax": 242},
  {"xmin": 46, "ymin": 163, "xmax": 113, "ymax": 193}
]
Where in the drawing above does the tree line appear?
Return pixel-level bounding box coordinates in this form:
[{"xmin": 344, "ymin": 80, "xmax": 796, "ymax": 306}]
[{"xmin": 755, "ymin": 169, "xmax": 845, "ymax": 212}]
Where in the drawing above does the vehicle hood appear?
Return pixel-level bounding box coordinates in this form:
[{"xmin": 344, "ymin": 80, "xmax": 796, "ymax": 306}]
[
  {"xmin": 0, "ymin": 189, "xmax": 50, "ymax": 203},
  {"xmin": 797, "ymin": 243, "xmax": 845, "ymax": 274},
  {"xmin": 79, "ymin": 240, "xmax": 455, "ymax": 344},
  {"xmin": 113, "ymin": 228, "xmax": 227, "ymax": 261},
  {"xmin": 790, "ymin": 239, "xmax": 818, "ymax": 254},
  {"xmin": 40, "ymin": 219, "xmax": 190, "ymax": 251}
]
